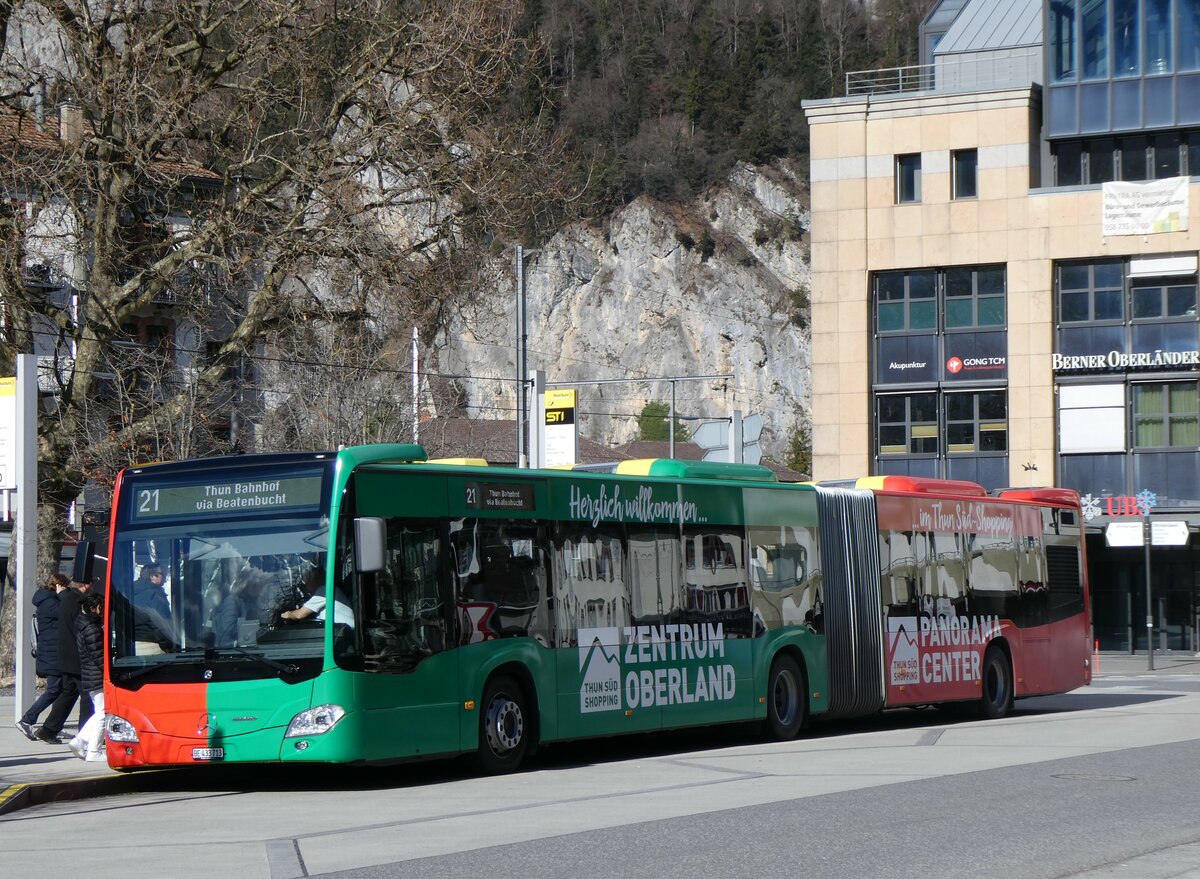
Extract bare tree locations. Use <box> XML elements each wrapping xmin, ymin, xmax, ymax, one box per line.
<box><xmin>815</xmin><ymin>0</ymin><xmax>868</xmax><ymax>94</ymax></box>
<box><xmin>0</xmin><ymin>0</ymin><xmax>566</xmax><ymax>649</ymax></box>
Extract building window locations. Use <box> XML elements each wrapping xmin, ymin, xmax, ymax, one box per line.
<box><xmin>945</xmin><ymin>266</ymin><xmax>1005</xmax><ymax>329</ymax></box>
<box><xmin>1152</xmin><ymin>133</ymin><xmax>1181</xmax><ymax>178</ymax></box>
<box><xmin>1087</xmin><ymin>139</ymin><xmax>1116</xmax><ymax>182</ymax></box>
<box><xmin>1121</xmin><ymin>136</ymin><xmax>1149</xmax><ymax>180</ymax></box>
<box><xmin>876</xmin><ymin>270</ymin><xmax>936</xmax><ymax>332</ymax></box>
<box><xmin>1051</xmin><ymin>0</ymin><xmax>1077</xmax><ymax>82</ymax></box>
<box><xmin>1082</xmin><ymin>0</ymin><xmax>1109</xmax><ymax>79</ymax></box>
<box><xmin>1131</xmin><ymin>280</ymin><xmax>1198</xmax><ymax>320</ymax></box>
<box><xmin>1133</xmin><ymin>383</ymin><xmax>1200</xmax><ymax>447</ymax></box>
<box><xmin>1051</xmin><ymin>130</ymin><xmax>1198</xmax><ymax>186</ymax></box>
<box><xmin>1055</xmin><ymin>141</ymin><xmax>1083</xmax><ymax>185</ymax></box>
<box><xmin>1144</xmin><ymin>0</ymin><xmax>1172</xmax><ymax>72</ymax></box>
<box><xmin>1181</xmin><ymin>0</ymin><xmax>1200</xmax><ymax>71</ymax></box>
<box><xmin>896</xmin><ymin>154</ymin><xmax>921</xmax><ymax>203</ymax></box>
<box><xmin>946</xmin><ymin>391</ymin><xmax>1008</xmax><ymax>453</ymax></box>
<box><xmin>878</xmin><ymin>394</ymin><xmax>938</xmax><ymax>455</ymax></box>
<box><xmin>1113</xmin><ymin>0</ymin><xmax>1140</xmax><ymax>76</ymax></box>
<box><xmin>1058</xmin><ymin>260</ymin><xmax>1125</xmax><ymax>323</ymax></box>
<box><xmin>952</xmin><ymin>149</ymin><xmax>977</xmax><ymax>199</ymax></box>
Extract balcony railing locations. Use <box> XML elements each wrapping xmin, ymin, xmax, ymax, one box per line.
<box><xmin>845</xmin><ymin>64</ymin><xmax>935</xmax><ymax>96</ymax></box>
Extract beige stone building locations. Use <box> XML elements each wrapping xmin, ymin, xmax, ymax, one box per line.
<box><xmin>803</xmin><ymin>0</ymin><xmax>1200</xmax><ymax>650</ymax></box>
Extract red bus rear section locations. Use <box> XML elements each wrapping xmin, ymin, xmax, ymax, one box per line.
<box><xmin>856</xmin><ymin>477</ymin><xmax>1092</xmax><ymax>712</ymax></box>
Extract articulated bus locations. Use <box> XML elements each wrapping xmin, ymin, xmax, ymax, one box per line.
<box><xmin>92</xmin><ymin>444</ymin><xmax>1091</xmax><ymax>773</ymax></box>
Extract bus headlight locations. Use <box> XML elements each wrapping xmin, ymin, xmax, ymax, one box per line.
<box><xmin>106</xmin><ymin>715</ymin><xmax>140</xmax><ymax>743</ymax></box>
<box><xmin>285</xmin><ymin>704</ymin><xmax>346</xmax><ymax>738</ymax></box>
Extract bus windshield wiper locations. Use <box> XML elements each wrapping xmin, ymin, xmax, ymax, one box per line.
<box><xmin>207</xmin><ymin>646</ymin><xmax>300</xmax><ymax>676</ymax></box>
<box><xmin>114</xmin><ymin>654</ymin><xmax>202</xmax><ymax>684</ymax></box>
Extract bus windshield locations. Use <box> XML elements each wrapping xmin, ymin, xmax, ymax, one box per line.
<box><xmin>109</xmin><ymin>516</ymin><xmax>335</xmax><ymax>680</ymax></box>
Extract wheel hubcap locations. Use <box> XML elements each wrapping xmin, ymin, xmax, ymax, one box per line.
<box><xmin>987</xmin><ymin>663</ymin><xmax>1006</xmax><ymax>706</ymax></box>
<box><xmin>485</xmin><ymin>695</ymin><xmax>524</xmax><ymax>754</ymax></box>
<box><xmin>773</xmin><ymin>670</ymin><xmax>798</xmax><ymax>725</ymax></box>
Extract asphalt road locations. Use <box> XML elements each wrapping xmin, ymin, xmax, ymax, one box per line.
<box><xmin>3</xmin><ymin>675</ymin><xmax>1199</xmax><ymax>879</ymax></box>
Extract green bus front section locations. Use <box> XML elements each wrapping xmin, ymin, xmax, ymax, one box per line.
<box><xmin>333</xmin><ymin>451</ymin><xmax>826</xmax><ymax>760</ymax></box>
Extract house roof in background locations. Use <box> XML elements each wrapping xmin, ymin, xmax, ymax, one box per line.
<box><xmin>0</xmin><ymin>106</ymin><xmax>222</xmax><ymax>181</ymax></box>
<box><xmin>0</xmin><ymin>109</ymin><xmax>65</xmax><ymax>154</ymax></box>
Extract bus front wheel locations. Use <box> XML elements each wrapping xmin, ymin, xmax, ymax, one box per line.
<box><xmin>979</xmin><ymin>646</ymin><xmax>1013</xmax><ymax>720</ymax></box>
<box><xmin>477</xmin><ymin>675</ymin><xmax>529</xmax><ymax>774</ymax></box>
<box><xmin>764</xmin><ymin>654</ymin><xmax>807</xmax><ymax>740</ymax></box>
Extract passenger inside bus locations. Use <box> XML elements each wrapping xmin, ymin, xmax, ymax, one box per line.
<box><xmin>131</xmin><ymin>564</ymin><xmax>174</xmax><ymax>655</ymax></box>
<box><xmin>212</xmin><ymin>563</ymin><xmax>296</xmax><ymax>646</ymax></box>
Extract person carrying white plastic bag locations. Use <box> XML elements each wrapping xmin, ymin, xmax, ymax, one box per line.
<box><xmin>68</xmin><ymin>591</ymin><xmax>107</xmax><ymax>762</ymax></box>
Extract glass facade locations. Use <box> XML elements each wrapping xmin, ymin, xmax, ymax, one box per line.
<box><xmin>873</xmin><ymin>266</ymin><xmax>1008</xmax><ymax>487</ymax></box>
<box><xmin>1046</xmin><ymin>0</ymin><xmax>1200</xmax><ymax>137</ymax></box>
<box><xmin>1055</xmin><ymin>258</ymin><xmax>1200</xmax><ymax>652</ymax></box>
<box><xmin>1051</xmin><ymin>0</ymin><xmax>1193</xmax><ymax>80</ymax></box>
<box><xmin>1054</xmin><ymin>257</ymin><xmax>1200</xmax><ymax>508</ymax></box>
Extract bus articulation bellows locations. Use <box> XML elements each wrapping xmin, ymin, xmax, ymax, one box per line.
<box><xmin>93</xmin><ymin>445</ymin><xmax>1091</xmax><ymax>772</ymax></box>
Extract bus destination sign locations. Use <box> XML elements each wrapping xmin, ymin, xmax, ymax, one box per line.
<box><xmin>131</xmin><ymin>474</ymin><xmax>324</xmax><ymax>521</ymax></box>
<box><xmin>465</xmin><ymin>481</ymin><xmax>535</xmax><ymax>512</ymax></box>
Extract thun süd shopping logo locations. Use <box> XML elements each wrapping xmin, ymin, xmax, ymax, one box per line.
<box><xmin>578</xmin><ymin>627</ymin><xmax>622</xmax><ymax>713</ymax></box>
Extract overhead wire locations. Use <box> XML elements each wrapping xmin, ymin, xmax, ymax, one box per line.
<box><xmin>19</xmin><ymin>242</ymin><xmax>808</xmax><ymax>419</ymax></box>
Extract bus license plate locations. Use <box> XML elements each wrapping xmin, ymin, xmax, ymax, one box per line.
<box><xmin>192</xmin><ymin>747</ymin><xmax>224</xmax><ymax>761</ymax></box>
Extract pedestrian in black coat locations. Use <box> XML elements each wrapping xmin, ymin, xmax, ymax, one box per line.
<box><xmin>67</xmin><ymin>592</ymin><xmax>107</xmax><ymax>762</ymax></box>
<box><xmin>76</xmin><ymin>594</ymin><xmax>105</xmax><ymax>696</ymax></box>
<box><xmin>15</xmin><ymin>574</ymin><xmax>68</xmax><ymax>740</ymax></box>
<box><xmin>36</xmin><ymin>579</ymin><xmax>94</xmax><ymax>743</ymax></box>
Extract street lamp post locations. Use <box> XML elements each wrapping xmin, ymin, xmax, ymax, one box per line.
<box><xmin>516</xmin><ymin>245</ymin><xmax>527</xmax><ymax>468</ymax></box>
<box><xmin>1144</xmin><ymin>508</ymin><xmax>1154</xmax><ymax>671</ymax></box>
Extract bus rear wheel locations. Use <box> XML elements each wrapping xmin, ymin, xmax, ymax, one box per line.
<box><xmin>477</xmin><ymin>675</ymin><xmax>529</xmax><ymax>774</ymax></box>
<box><xmin>765</xmin><ymin>654</ymin><xmax>807</xmax><ymax>740</ymax></box>
<box><xmin>979</xmin><ymin>646</ymin><xmax>1013</xmax><ymax>720</ymax></box>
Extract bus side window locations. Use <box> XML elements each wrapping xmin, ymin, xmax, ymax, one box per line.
<box><xmin>967</xmin><ymin>531</ymin><xmax>1019</xmax><ymax>622</ymax></box>
<box><xmin>628</xmin><ymin>527</ymin><xmax>683</xmax><ymax>627</ymax></box>
<box><xmin>453</xmin><ymin>519</ymin><xmax>551</xmax><ymax>646</ymax></box>
<box><xmin>553</xmin><ymin>524</ymin><xmax>626</xmax><ymax>646</ymax></box>
<box><xmin>683</xmin><ymin>526</ymin><xmax>750</xmax><ymax>637</ymax></box>
<box><xmin>748</xmin><ymin>525</ymin><xmax>817</xmax><ymax>634</ymax></box>
<box><xmin>359</xmin><ymin>518</ymin><xmax>445</xmax><ymax>673</ymax></box>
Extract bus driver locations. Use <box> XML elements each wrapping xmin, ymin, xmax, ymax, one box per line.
<box><xmin>281</xmin><ymin>568</ymin><xmax>354</xmax><ymax>627</ymax></box>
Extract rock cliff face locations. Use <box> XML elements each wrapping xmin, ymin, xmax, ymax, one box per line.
<box><xmin>438</xmin><ymin>162</ymin><xmax>812</xmax><ymax>461</ymax></box>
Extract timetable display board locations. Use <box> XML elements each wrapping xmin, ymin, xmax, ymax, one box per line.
<box><xmin>544</xmin><ymin>388</ymin><xmax>578</xmax><ymax>467</ymax></box>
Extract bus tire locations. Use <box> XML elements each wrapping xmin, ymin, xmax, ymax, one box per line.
<box><xmin>764</xmin><ymin>654</ymin><xmax>807</xmax><ymax>740</ymax></box>
<box><xmin>979</xmin><ymin>646</ymin><xmax>1013</xmax><ymax>720</ymax></box>
<box><xmin>477</xmin><ymin>675</ymin><xmax>529</xmax><ymax>774</ymax></box>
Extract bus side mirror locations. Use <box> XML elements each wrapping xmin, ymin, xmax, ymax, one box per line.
<box><xmin>73</xmin><ymin>541</ymin><xmax>95</xmax><ymax>584</ymax></box>
<box><xmin>354</xmin><ymin>518</ymin><xmax>386</xmax><ymax>573</ymax></box>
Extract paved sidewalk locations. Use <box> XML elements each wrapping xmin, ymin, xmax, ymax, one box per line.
<box><xmin>2</xmin><ymin>650</ymin><xmax>1198</xmax><ymax>816</ymax></box>
<box><xmin>0</xmin><ymin>692</ymin><xmax>123</xmax><ymax>815</ymax></box>
<box><xmin>1090</xmin><ymin>649</ymin><xmax>1200</xmax><ymax>676</ymax></box>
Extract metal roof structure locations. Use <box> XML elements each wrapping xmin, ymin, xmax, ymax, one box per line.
<box><xmin>922</xmin><ymin>0</ymin><xmax>971</xmax><ymax>33</ymax></box>
<box><xmin>935</xmin><ymin>0</ymin><xmax>1043</xmax><ymax>55</ymax></box>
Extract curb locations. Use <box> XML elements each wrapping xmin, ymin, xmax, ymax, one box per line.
<box><xmin>0</xmin><ymin>770</ymin><xmax>186</xmax><ymax>817</ymax></box>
